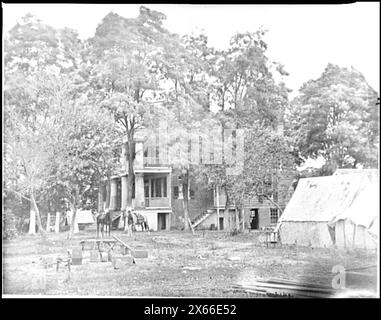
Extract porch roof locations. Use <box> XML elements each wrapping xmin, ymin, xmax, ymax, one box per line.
<box><xmin>134</xmin><ymin>167</ymin><xmax>171</xmax><ymax>174</ymax></box>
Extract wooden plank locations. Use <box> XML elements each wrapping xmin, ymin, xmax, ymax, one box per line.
<box><xmin>246</xmin><ymin>277</ymin><xmax>334</xmax><ymax>290</ymax></box>
<box><xmin>239</xmin><ymin>281</ymin><xmax>335</xmax><ymax>293</ymax></box>
<box><xmin>112</xmin><ymin>235</ymin><xmax>134</xmax><ymax>252</ymax></box>
<box><xmin>239</xmin><ymin>281</ymin><xmax>334</xmax><ymax>294</ymax></box>
<box><xmin>268</xmin><ymin>278</ymin><xmax>332</xmax><ymax>290</ymax></box>
<box><xmin>234</xmin><ymin>285</ymin><xmax>330</xmax><ymax>298</ymax></box>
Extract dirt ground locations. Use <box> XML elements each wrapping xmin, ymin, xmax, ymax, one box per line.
<box><xmin>2</xmin><ymin>229</ymin><xmax>378</xmax><ymax>297</ymax></box>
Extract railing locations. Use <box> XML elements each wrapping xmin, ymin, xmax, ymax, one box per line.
<box><xmin>144</xmin><ymin>197</ymin><xmax>170</xmax><ymax>208</ymax></box>
<box><xmin>143</xmin><ymin>157</ymin><xmax>169</xmax><ymax>167</ymax></box>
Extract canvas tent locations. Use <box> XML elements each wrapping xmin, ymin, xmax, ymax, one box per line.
<box><xmin>278</xmin><ymin>170</ymin><xmax>379</xmax><ymax>249</ymax></box>
<box><xmin>66</xmin><ymin>210</ymin><xmax>95</xmax><ymax>225</ymax></box>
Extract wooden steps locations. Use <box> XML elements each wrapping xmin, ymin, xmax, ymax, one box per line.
<box><xmin>191</xmin><ymin>210</ymin><xmax>214</xmax><ymax>229</ymax></box>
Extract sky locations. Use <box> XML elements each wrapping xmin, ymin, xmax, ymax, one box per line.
<box><xmin>3</xmin><ymin>3</ymin><xmax>380</xmax><ymax>97</ymax></box>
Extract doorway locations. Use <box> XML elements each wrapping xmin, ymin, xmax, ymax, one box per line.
<box><xmin>219</xmin><ymin>217</ymin><xmax>224</xmax><ymax>230</ymax></box>
<box><xmin>250</xmin><ymin>209</ymin><xmax>259</xmax><ymax>230</ymax></box>
<box><xmin>158</xmin><ymin>212</ymin><xmax>167</xmax><ymax>230</ymax></box>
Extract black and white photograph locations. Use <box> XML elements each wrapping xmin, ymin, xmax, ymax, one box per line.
<box><xmin>2</xmin><ymin>3</ymin><xmax>379</xmax><ymax>299</ymax></box>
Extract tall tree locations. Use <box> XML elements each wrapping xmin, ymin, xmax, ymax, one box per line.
<box><xmin>288</xmin><ymin>64</ymin><xmax>379</xmax><ymax>171</ymax></box>
<box><xmin>86</xmin><ymin>7</ymin><xmax>214</xmax><ymax>231</ymax></box>
<box><xmin>49</xmin><ymin>100</ymin><xmax>119</xmax><ymax>238</ymax></box>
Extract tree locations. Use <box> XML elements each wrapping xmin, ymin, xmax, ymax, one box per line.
<box><xmin>197</xmin><ymin>30</ymin><xmax>293</xmax><ymax>233</ymax></box>
<box><xmin>200</xmin><ymin>125</ymin><xmax>294</xmax><ymax>233</ymax></box>
<box><xmin>85</xmin><ymin>8</ymin><xmax>173</xmax><ymax>225</ymax></box>
<box><xmin>210</xmin><ymin>31</ymin><xmax>290</xmax><ymax>127</ymax></box>
<box><xmin>4</xmin><ymin>14</ymin><xmax>86</xmax><ymax>235</ymax></box>
<box><xmin>4</xmin><ymin>15</ymin><xmax>119</xmax><ymax>238</ymax></box>
<box><xmin>288</xmin><ymin>64</ymin><xmax>379</xmax><ymax>171</ymax></box>
<box><xmin>48</xmin><ymin>98</ymin><xmax>119</xmax><ymax>238</ymax></box>
<box><xmin>4</xmin><ymin>106</ymin><xmax>51</xmax><ymax>235</ymax></box>
<box><xmin>86</xmin><ymin>7</ymin><xmax>215</xmax><ymax>231</ymax></box>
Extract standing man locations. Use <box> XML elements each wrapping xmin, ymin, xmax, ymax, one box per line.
<box><xmin>126</xmin><ymin>210</ymin><xmax>134</xmax><ymax>237</ymax></box>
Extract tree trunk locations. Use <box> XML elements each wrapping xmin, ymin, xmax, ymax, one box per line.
<box><xmin>263</xmin><ymin>195</ymin><xmax>284</xmax><ymax>216</ymax></box>
<box><xmin>46</xmin><ymin>212</ymin><xmax>51</xmax><ymax>232</ymax></box>
<box><xmin>182</xmin><ymin>168</ymin><xmax>192</xmax><ymax>231</ymax></box>
<box><xmin>126</xmin><ymin>139</ymin><xmax>135</xmax><ymax>210</ymax></box>
<box><xmin>235</xmin><ymin>207</ymin><xmax>239</xmax><ymax>231</ymax></box>
<box><xmin>28</xmin><ymin>206</ymin><xmax>36</xmax><ymax>235</ymax></box>
<box><xmin>55</xmin><ymin>211</ymin><xmax>60</xmax><ymax>233</ymax></box>
<box><xmin>105</xmin><ymin>178</ymin><xmax>111</xmax><ymax>210</ymax></box>
<box><xmin>69</xmin><ymin>187</ymin><xmax>80</xmax><ymax>239</ymax></box>
<box><xmin>30</xmin><ymin>192</ymin><xmax>45</xmax><ymax>236</ymax></box>
<box><xmin>240</xmin><ymin>205</ymin><xmax>245</xmax><ymax>231</ymax></box>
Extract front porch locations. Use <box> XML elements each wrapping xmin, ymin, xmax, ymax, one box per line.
<box><xmin>98</xmin><ymin>167</ymin><xmax>172</xmax><ymax>212</ymax></box>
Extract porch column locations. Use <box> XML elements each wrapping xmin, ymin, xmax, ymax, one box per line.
<box><xmin>161</xmin><ymin>177</ymin><xmax>165</xmax><ymax>197</ymax></box>
<box><xmin>98</xmin><ymin>184</ymin><xmax>104</xmax><ymax>212</ymax></box>
<box><xmin>135</xmin><ymin>138</ymin><xmax>144</xmax><ymax>169</ymax></box>
<box><xmin>110</xmin><ymin>178</ymin><xmax>118</xmax><ymax>210</ymax></box>
<box><xmin>121</xmin><ymin>175</ymin><xmax>128</xmax><ymax>211</ymax></box>
<box><xmin>167</xmin><ymin>173</ymin><xmax>171</xmax><ymax>206</ymax></box>
<box><xmin>135</xmin><ymin>173</ymin><xmax>145</xmax><ymax>208</ymax></box>
<box><xmin>216</xmin><ymin>185</ymin><xmax>220</xmax><ymax>231</ymax></box>
<box><xmin>148</xmin><ymin>177</ymin><xmax>152</xmax><ymax>207</ymax></box>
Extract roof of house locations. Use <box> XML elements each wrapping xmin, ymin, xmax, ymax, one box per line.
<box><xmin>279</xmin><ymin>170</ymin><xmax>378</xmax><ymax>224</ymax></box>
<box><xmin>333</xmin><ymin>168</ymin><xmax>379</xmax><ymax>176</ymax></box>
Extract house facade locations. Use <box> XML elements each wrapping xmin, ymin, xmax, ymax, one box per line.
<box><xmin>98</xmin><ymin>130</ymin><xmax>294</xmax><ymax>231</ymax></box>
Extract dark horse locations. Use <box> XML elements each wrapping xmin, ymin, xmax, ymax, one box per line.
<box><xmin>97</xmin><ymin>210</ymin><xmax>112</xmax><ymax>238</ymax></box>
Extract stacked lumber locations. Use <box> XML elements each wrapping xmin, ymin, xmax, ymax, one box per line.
<box><xmin>233</xmin><ymin>278</ymin><xmax>336</xmax><ymax>298</ymax></box>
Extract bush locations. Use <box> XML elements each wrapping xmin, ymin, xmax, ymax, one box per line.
<box><xmin>3</xmin><ymin>209</ymin><xmax>18</xmax><ymax>239</ymax></box>
<box><xmin>230</xmin><ymin>228</ymin><xmax>240</xmax><ymax>236</ymax></box>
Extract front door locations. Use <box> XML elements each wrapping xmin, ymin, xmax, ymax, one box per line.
<box><xmin>250</xmin><ymin>209</ymin><xmax>259</xmax><ymax>230</ymax></box>
<box><xmin>158</xmin><ymin>213</ymin><xmax>167</xmax><ymax>230</ymax></box>
<box><xmin>219</xmin><ymin>217</ymin><xmax>224</xmax><ymax>230</ymax></box>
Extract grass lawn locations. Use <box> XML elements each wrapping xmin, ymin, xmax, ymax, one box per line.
<box><xmin>2</xmin><ymin>229</ymin><xmax>378</xmax><ymax>297</ymax></box>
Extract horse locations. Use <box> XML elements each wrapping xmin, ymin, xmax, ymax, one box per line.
<box><xmin>132</xmin><ymin>212</ymin><xmax>149</xmax><ymax>232</ymax></box>
<box><xmin>96</xmin><ymin>210</ymin><xmax>112</xmax><ymax>238</ymax></box>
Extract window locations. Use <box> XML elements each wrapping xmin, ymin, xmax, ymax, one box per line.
<box><xmin>174</xmin><ymin>186</ymin><xmax>179</xmax><ymax>199</ymax></box>
<box><xmin>270</xmin><ymin>208</ymin><xmax>278</xmax><ymax>224</ymax></box>
<box><xmin>144</xmin><ymin>180</ymin><xmax>149</xmax><ymax>198</ymax></box>
<box><xmin>155</xmin><ymin>179</ymin><xmax>162</xmax><ymax>197</ymax></box>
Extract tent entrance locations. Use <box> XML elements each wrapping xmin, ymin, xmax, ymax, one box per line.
<box><xmin>250</xmin><ymin>209</ymin><xmax>259</xmax><ymax>230</ymax></box>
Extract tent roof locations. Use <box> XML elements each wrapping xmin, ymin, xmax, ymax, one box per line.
<box><xmin>279</xmin><ymin>170</ymin><xmax>378</xmax><ymax>223</ymax></box>
<box><xmin>67</xmin><ymin>210</ymin><xmax>95</xmax><ymax>224</ymax></box>
<box><xmin>331</xmin><ymin>181</ymin><xmax>379</xmax><ymax>229</ymax></box>
<box><xmin>76</xmin><ymin>210</ymin><xmax>95</xmax><ymax>224</ymax></box>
